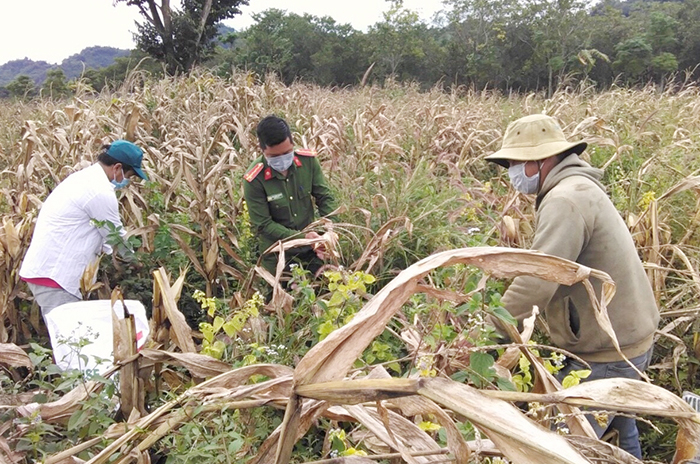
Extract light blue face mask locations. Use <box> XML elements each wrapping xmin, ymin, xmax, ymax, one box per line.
<box><xmin>111</xmin><ymin>167</ymin><xmax>131</xmax><ymax>190</ymax></box>
<box><xmin>265</xmin><ymin>151</ymin><xmax>295</xmax><ymax>172</ymax></box>
<box><xmin>508</xmin><ymin>162</ymin><xmax>540</xmax><ymax>194</ymax></box>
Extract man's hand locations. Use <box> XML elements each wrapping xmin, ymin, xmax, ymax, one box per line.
<box><xmin>305</xmin><ymin>231</ymin><xmax>327</xmax><ymax>260</ymax></box>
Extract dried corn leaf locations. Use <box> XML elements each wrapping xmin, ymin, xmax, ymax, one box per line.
<box><xmin>498</xmin><ymin>308</ymin><xmax>596</xmax><ymax>438</ymax></box>
<box><xmin>2</xmin><ymin>217</ymin><xmax>21</xmax><ymax>259</ymax></box>
<box><xmin>418</xmin><ymin>377</ymin><xmax>590</xmax><ymax>464</ymax></box>
<box><xmin>304</xmin><ymin>457</ymin><xmax>376</xmax><ymax>464</ymax></box>
<box><xmin>368</xmin><ymin>366</ymin><xmax>470</xmax><ymax>464</ymax></box>
<box><xmin>192</xmin><ymin>363</ymin><xmax>294</xmax><ymax>390</ymax></box>
<box><xmin>111</xmin><ymin>292</ymin><xmax>129</xmax><ymax>364</ymax></box>
<box><xmin>0</xmin><ymin>435</ymin><xmax>24</xmax><ymax>463</ymax></box>
<box><xmin>255</xmin><ymin>265</ymin><xmax>293</xmax><ymax>314</ymax></box>
<box><xmin>139</xmin><ymin>349</ymin><xmax>232</xmax><ymax>379</ymax></box>
<box><xmin>80</xmin><ymin>256</ymin><xmax>102</xmax><ymax>296</ymax></box>
<box><xmin>296</xmin><ymin>378</ymin><xmax>419</xmax><ymax>403</ymax></box>
<box><xmin>341</xmin><ymin>404</ymin><xmax>440</xmax><ymax>464</ymax></box>
<box><xmin>564</xmin><ymin>435</ymin><xmax>641</xmax><ymax>464</ymax></box>
<box><xmin>483</xmin><ymin>378</ymin><xmax>700</xmax><ymax>462</ymax></box>
<box><xmin>0</xmin><ymin>343</ymin><xmax>32</xmax><ymax>370</ymax></box>
<box><xmin>204</xmin><ymin>229</ymin><xmax>219</xmax><ymax>275</ymax></box>
<box><xmin>16</xmin><ymin>381</ymin><xmax>102</xmax><ymax>425</ymax></box>
<box><xmin>88</xmin><ymin>364</ymin><xmax>294</xmax><ymax>464</ymax></box>
<box><xmin>658</xmin><ymin>175</ymin><xmax>700</xmax><ymax>201</ymax></box>
<box><xmin>169</xmin><ymin>231</ymin><xmax>207</xmax><ymax>279</ymax></box>
<box><xmin>251</xmin><ymin>398</ymin><xmax>330</xmax><ymax>464</ymax></box>
<box><xmin>152</xmin><ymin>268</ymin><xmax>196</xmax><ymax>353</ymax></box>
<box><xmin>298</xmin><ymin>377</ymin><xmax>590</xmax><ymax>464</ymax></box>
<box><xmin>125</xmin><ymin>106</ymin><xmax>140</xmax><ymax>141</ymax></box>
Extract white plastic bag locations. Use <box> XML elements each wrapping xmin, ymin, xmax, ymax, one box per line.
<box><xmin>44</xmin><ymin>299</ymin><xmax>150</xmax><ymax>375</ymax></box>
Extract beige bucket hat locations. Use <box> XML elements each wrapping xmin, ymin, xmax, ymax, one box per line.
<box><xmin>485</xmin><ymin>114</ymin><xmax>587</xmax><ymax>168</ymax></box>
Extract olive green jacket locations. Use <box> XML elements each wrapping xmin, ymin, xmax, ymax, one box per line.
<box><xmin>501</xmin><ymin>154</ymin><xmax>659</xmax><ymax>362</ymax></box>
<box><xmin>243</xmin><ymin>150</ymin><xmax>336</xmax><ymax>266</ymax></box>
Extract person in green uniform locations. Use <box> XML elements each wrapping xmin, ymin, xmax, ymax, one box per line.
<box><xmin>243</xmin><ymin>115</ymin><xmax>337</xmax><ymax>277</ymax></box>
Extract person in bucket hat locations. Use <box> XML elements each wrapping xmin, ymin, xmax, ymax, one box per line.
<box><xmin>20</xmin><ymin>140</ymin><xmax>148</xmax><ymax>322</ymax></box>
<box><xmin>486</xmin><ymin>114</ymin><xmax>659</xmax><ymax>458</ymax></box>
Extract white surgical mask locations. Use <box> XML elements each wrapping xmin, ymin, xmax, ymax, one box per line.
<box><xmin>508</xmin><ymin>162</ymin><xmax>540</xmax><ymax>194</ymax></box>
<box><xmin>266</xmin><ymin>151</ymin><xmax>295</xmax><ymax>172</ymax></box>
<box><xmin>111</xmin><ymin>167</ymin><xmax>130</xmax><ymax>190</ymax></box>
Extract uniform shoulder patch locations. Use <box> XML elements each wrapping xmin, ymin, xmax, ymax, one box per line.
<box><xmin>295</xmin><ymin>148</ymin><xmax>317</xmax><ymax>157</ymax></box>
<box><xmin>244</xmin><ymin>162</ymin><xmax>264</xmax><ymax>182</ymax></box>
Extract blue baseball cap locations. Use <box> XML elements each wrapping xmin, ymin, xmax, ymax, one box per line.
<box><xmin>107</xmin><ymin>140</ymin><xmax>148</xmax><ymax>180</ymax></box>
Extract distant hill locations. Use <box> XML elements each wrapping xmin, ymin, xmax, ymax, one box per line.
<box><xmin>0</xmin><ymin>46</ymin><xmax>131</xmax><ymax>87</ymax></box>
<box><xmin>0</xmin><ymin>59</ymin><xmax>53</xmax><ymax>87</ymax></box>
<box><xmin>60</xmin><ymin>46</ymin><xmax>131</xmax><ymax>80</ymax></box>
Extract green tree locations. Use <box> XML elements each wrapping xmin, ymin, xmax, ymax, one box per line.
<box><xmin>41</xmin><ymin>68</ymin><xmax>71</xmax><ymax>98</ymax></box>
<box><xmin>367</xmin><ymin>3</ymin><xmax>427</xmax><ymax>78</ymax></box>
<box><xmin>233</xmin><ymin>9</ymin><xmax>295</xmax><ymax>80</ymax></box>
<box><xmin>650</xmin><ymin>52</ymin><xmax>678</xmax><ymax>81</ymax></box>
<box><xmin>308</xmin><ymin>19</ymin><xmax>371</xmax><ymax>86</ymax></box>
<box><xmin>575</xmin><ymin>49</ymin><xmax>610</xmax><ymax>82</ymax></box>
<box><xmin>6</xmin><ymin>75</ymin><xmax>36</xmax><ymax>99</ymax></box>
<box><xmin>646</xmin><ymin>10</ymin><xmax>678</xmax><ymax>84</ymax></box>
<box><xmin>442</xmin><ymin>0</ymin><xmax>517</xmax><ymax>88</ymax></box>
<box><xmin>613</xmin><ymin>36</ymin><xmax>653</xmax><ymax>83</ymax></box>
<box><xmin>115</xmin><ymin>0</ymin><xmax>248</xmax><ymax>74</ymax></box>
<box><xmin>232</xmin><ymin>9</ymin><xmax>369</xmax><ymax>86</ymax></box>
<box><xmin>514</xmin><ymin>0</ymin><xmax>590</xmax><ymax>95</ymax></box>
<box><xmin>647</xmin><ymin>11</ymin><xmax>677</xmax><ymax>54</ymax></box>
<box><xmin>675</xmin><ymin>0</ymin><xmax>700</xmax><ymax>79</ymax></box>
<box><xmin>583</xmin><ymin>4</ymin><xmax>635</xmax><ymax>86</ymax></box>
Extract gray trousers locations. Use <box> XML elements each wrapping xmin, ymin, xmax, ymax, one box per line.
<box><xmin>27</xmin><ymin>282</ymin><xmax>81</xmax><ymax>320</ymax></box>
<box><xmin>558</xmin><ymin>348</ymin><xmax>653</xmax><ymax>459</ymax></box>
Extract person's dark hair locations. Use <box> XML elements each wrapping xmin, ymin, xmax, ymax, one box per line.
<box><xmin>257</xmin><ymin>115</ymin><xmax>292</xmax><ymax>149</ymax></box>
<box><xmin>97</xmin><ymin>144</ymin><xmax>134</xmax><ymax>173</ymax></box>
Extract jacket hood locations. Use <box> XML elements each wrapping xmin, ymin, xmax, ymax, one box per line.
<box><xmin>536</xmin><ymin>154</ymin><xmax>605</xmax><ymax>208</ymax></box>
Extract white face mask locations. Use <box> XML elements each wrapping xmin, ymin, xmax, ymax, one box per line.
<box><xmin>508</xmin><ymin>162</ymin><xmax>540</xmax><ymax>194</ymax></box>
<box><xmin>265</xmin><ymin>151</ymin><xmax>295</xmax><ymax>172</ymax></box>
<box><xmin>111</xmin><ymin>166</ymin><xmax>130</xmax><ymax>190</ymax></box>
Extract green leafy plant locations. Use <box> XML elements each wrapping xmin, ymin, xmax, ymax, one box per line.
<box><xmin>90</xmin><ymin>219</ymin><xmax>139</xmax><ymax>262</ymax></box>
<box><xmin>327</xmin><ymin>428</ymin><xmax>368</xmax><ymax>458</ymax></box>
<box><xmin>562</xmin><ymin>368</ymin><xmax>592</xmax><ymax>389</ymax></box>
<box><xmin>196</xmin><ymin>290</ymin><xmax>263</xmax><ymax>360</ymax></box>
<box><xmin>6</xmin><ymin>343</ymin><xmax>117</xmax><ymax>462</ymax></box>
<box><xmin>316</xmin><ymin>269</ymin><xmax>375</xmax><ymax>340</ymax></box>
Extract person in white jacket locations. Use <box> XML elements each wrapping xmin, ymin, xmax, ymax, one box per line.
<box><xmin>20</xmin><ymin>140</ymin><xmax>148</xmax><ymax>321</ymax></box>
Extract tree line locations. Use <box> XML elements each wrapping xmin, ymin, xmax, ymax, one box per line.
<box><xmin>4</xmin><ymin>0</ymin><xmax>700</xmax><ymax>98</ymax></box>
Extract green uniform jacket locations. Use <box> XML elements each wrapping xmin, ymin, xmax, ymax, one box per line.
<box><xmin>243</xmin><ymin>150</ymin><xmax>336</xmax><ymax>268</ymax></box>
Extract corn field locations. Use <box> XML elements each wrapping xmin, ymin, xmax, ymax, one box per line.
<box><xmin>1</xmin><ymin>72</ymin><xmax>700</xmax><ymax>463</ymax></box>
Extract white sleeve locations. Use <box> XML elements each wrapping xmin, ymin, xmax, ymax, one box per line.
<box><xmin>83</xmin><ymin>190</ymin><xmax>124</xmax><ymax>243</ymax></box>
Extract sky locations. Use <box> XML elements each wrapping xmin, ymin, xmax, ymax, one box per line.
<box><xmin>0</xmin><ymin>0</ymin><xmax>446</xmax><ymax>66</ymax></box>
